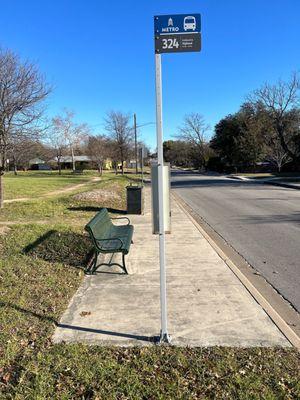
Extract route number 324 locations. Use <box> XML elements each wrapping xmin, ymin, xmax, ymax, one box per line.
<box><xmin>162</xmin><ymin>38</ymin><xmax>179</xmax><ymax>49</ymax></box>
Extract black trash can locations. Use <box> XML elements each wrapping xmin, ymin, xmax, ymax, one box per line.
<box><xmin>126</xmin><ymin>184</ymin><xmax>143</xmax><ymax>214</ymax></box>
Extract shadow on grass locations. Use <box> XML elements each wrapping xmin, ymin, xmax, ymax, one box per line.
<box><xmin>0</xmin><ymin>300</ymin><xmax>157</xmax><ymax>342</ymax></box>
<box><xmin>0</xmin><ymin>301</ymin><xmax>58</xmax><ymax>324</ymax></box>
<box><xmin>67</xmin><ymin>206</ymin><xmax>127</xmax><ymax>214</ymax></box>
<box><xmin>23</xmin><ymin>230</ymin><xmax>93</xmax><ymax>271</ymax></box>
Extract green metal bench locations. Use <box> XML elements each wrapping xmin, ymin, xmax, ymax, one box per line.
<box><xmin>85</xmin><ymin>208</ymin><xmax>134</xmax><ymax>274</ymax></box>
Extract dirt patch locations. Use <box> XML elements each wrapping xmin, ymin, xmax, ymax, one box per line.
<box><xmin>45</xmin><ymin>177</ymin><xmax>102</xmax><ymax>197</ymax></box>
<box><xmin>73</xmin><ymin>186</ymin><xmax>120</xmax><ymax>203</ymax></box>
<box><xmin>0</xmin><ymin>226</ymin><xmax>11</xmax><ymax>235</ymax></box>
<box><xmin>4</xmin><ymin>197</ymin><xmax>31</xmax><ymax>203</ymax></box>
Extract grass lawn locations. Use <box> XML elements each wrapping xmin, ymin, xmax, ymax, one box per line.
<box><xmin>0</xmin><ymin>172</ymin><xmax>299</xmax><ymax>399</ymax></box>
<box><xmin>3</xmin><ymin>170</ymin><xmax>102</xmax><ymax>200</ymax></box>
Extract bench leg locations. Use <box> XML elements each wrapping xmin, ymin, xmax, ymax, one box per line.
<box><xmin>89</xmin><ymin>252</ymin><xmax>128</xmax><ymax>275</ymax></box>
<box><xmin>87</xmin><ymin>251</ymin><xmax>98</xmax><ymax>274</ymax></box>
<box><xmin>93</xmin><ymin>252</ymin><xmax>99</xmax><ymax>273</ymax></box>
<box><xmin>122</xmin><ymin>253</ymin><xmax>128</xmax><ymax>275</ymax></box>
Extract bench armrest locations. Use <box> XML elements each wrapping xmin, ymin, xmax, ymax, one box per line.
<box><xmin>111</xmin><ymin>216</ymin><xmax>130</xmax><ymax>225</ymax></box>
<box><xmin>95</xmin><ymin>237</ymin><xmax>124</xmax><ymax>251</ymax></box>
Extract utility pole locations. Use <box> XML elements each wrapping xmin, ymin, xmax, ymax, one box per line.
<box><xmin>134</xmin><ymin>113</ymin><xmax>138</xmax><ymax>175</ymax></box>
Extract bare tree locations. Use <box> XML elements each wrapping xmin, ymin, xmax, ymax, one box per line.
<box><xmin>46</xmin><ymin>123</ymin><xmax>68</xmax><ymax>175</ymax></box>
<box><xmin>7</xmin><ymin>137</ymin><xmax>35</xmax><ymax>174</ymax></box>
<box><xmin>249</xmin><ymin>73</ymin><xmax>300</xmax><ymax>166</ymax></box>
<box><xmin>266</xmin><ymin>134</ymin><xmax>292</xmax><ymax>173</ymax></box>
<box><xmin>176</xmin><ymin>113</ymin><xmax>210</xmax><ymax>169</ymax></box>
<box><xmin>52</xmin><ymin>110</ymin><xmax>89</xmax><ymax>172</ymax></box>
<box><xmin>0</xmin><ymin>48</ymin><xmax>50</xmax><ymax>207</ymax></box>
<box><xmin>105</xmin><ymin>111</ymin><xmax>133</xmax><ymax>175</ymax></box>
<box><xmin>86</xmin><ymin>134</ymin><xmax>109</xmax><ymax>174</ymax></box>
<box><xmin>107</xmin><ymin>138</ymin><xmax>120</xmax><ymax>175</ymax></box>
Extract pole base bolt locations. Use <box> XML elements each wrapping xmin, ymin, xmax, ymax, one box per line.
<box><xmin>159</xmin><ymin>331</ymin><xmax>172</xmax><ymax>344</ymax></box>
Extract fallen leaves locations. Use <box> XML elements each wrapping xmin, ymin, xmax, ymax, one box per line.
<box><xmin>0</xmin><ymin>369</ymin><xmax>11</xmax><ymax>385</ymax></box>
<box><xmin>80</xmin><ymin>311</ymin><xmax>91</xmax><ymax>317</ymax></box>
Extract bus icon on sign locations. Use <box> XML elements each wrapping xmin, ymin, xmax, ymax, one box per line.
<box><xmin>184</xmin><ymin>16</ymin><xmax>196</xmax><ymax>31</ymax></box>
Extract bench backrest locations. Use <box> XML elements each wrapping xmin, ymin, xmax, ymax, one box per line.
<box><xmin>85</xmin><ymin>208</ymin><xmax>112</xmax><ymax>240</ymax></box>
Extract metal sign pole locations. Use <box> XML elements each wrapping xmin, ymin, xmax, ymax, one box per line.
<box><xmin>140</xmin><ymin>147</ymin><xmax>144</xmax><ymax>186</ymax></box>
<box><xmin>155</xmin><ymin>53</ymin><xmax>170</xmax><ymax>343</ymax></box>
<box><xmin>154</xmin><ymin>12</ymin><xmax>200</xmax><ymax>344</ymax></box>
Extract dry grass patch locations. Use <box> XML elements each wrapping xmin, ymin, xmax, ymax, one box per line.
<box><xmin>0</xmin><ymin>226</ymin><xmax>11</xmax><ymax>235</ymax></box>
<box><xmin>73</xmin><ymin>186</ymin><xmax>120</xmax><ymax>203</ymax></box>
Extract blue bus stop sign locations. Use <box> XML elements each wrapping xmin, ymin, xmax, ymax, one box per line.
<box><xmin>154</xmin><ymin>14</ymin><xmax>201</xmax><ymax>54</ymax></box>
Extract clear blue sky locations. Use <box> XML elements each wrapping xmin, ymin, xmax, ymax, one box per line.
<box><xmin>1</xmin><ymin>0</ymin><xmax>299</xmax><ymax>150</ymax></box>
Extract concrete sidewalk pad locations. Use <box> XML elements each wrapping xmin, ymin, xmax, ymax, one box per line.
<box><xmin>53</xmin><ymin>187</ymin><xmax>290</xmax><ymax>347</ymax></box>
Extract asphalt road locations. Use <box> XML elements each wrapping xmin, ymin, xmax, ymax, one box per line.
<box><xmin>171</xmin><ymin>170</ymin><xmax>300</xmax><ymax>312</ymax></box>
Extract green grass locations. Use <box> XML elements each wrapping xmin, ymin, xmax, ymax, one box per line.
<box><xmin>0</xmin><ymin>173</ymin><xmax>137</xmax><ymax>223</ymax></box>
<box><xmin>0</xmin><ymin>172</ymin><xmax>299</xmax><ymax>399</ymax></box>
<box><xmin>3</xmin><ymin>170</ymin><xmax>102</xmax><ymax>200</ymax></box>
<box><xmin>3</xmin><ymin>169</ymin><xmax>145</xmax><ymax>201</ymax></box>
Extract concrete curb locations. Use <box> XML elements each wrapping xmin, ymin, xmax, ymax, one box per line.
<box><xmin>227</xmin><ymin>175</ymin><xmax>251</xmax><ymax>181</ymax></box>
<box><xmin>172</xmin><ymin>191</ymin><xmax>300</xmax><ymax>350</ymax></box>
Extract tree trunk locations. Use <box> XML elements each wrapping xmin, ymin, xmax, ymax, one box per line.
<box><xmin>277</xmin><ymin>163</ymin><xmax>282</xmax><ymax>173</ymax></box>
<box><xmin>14</xmin><ymin>164</ymin><xmax>18</xmax><ymax>175</ymax></box>
<box><xmin>0</xmin><ymin>171</ymin><xmax>4</xmax><ymax>209</ymax></box>
<box><xmin>71</xmin><ymin>147</ymin><xmax>75</xmax><ymax>171</ymax></box>
<box><xmin>58</xmin><ymin>161</ymin><xmax>62</xmax><ymax>175</ymax></box>
<box><xmin>277</xmin><ymin>124</ymin><xmax>300</xmax><ymax>165</ymax></box>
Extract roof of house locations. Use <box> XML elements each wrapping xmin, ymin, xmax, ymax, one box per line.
<box><xmin>29</xmin><ymin>158</ymin><xmax>45</xmax><ymax>165</ymax></box>
<box><xmin>51</xmin><ymin>155</ymin><xmax>92</xmax><ymax>163</ymax></box>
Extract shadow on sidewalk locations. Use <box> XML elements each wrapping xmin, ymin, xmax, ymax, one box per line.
<box><xmin>57</xmin><ymin>323</ymin><xmax>158</xmax><ymax>343</ymax></box>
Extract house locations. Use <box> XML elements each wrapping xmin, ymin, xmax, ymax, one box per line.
<box><xmin>127</xmin><ymin>160</ymin><xmax>141</xmax><ymax>169</ymax></box>
<box><xmin>103</xmin><ymin>158</ymin><xmax>113</xmax><ymax>170</ymax></box>
<box><xmin>50</xmin><ymin>155</ymin><xmax>113</xmax><ymax>170</ymax></box>
<box><xmin>29</xmin><ymin>158</ymin><xmax>51</xmax><ymax>170</ymax></box>
<box><xmin>56</xmin><ymin>155</ymin><xmax>92</xmax><ymax>170</ymax></box>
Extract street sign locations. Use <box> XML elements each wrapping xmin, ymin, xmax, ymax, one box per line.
<box><xmin>154</xmin><ymin>14</ymin><xmax>201</xmax><ymax>53</ymax></box>
<box><xmin>154</xmin><ymin>13</ymin><xmax>201</xmax><ymax>344</ymax></box>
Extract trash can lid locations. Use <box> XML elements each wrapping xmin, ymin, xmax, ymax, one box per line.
<box><xmin>126</xmin><ymin>184</ymin><xmax>142</xmax><ymax>189</ymax></box>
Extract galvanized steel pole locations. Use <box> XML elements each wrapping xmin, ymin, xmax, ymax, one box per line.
<box><xmin>134</xmin><ymin>113</ymin><xmax>138</xmax><ymax>175</ymax></box>
<box><xmin>155</xmin><ymin>53</ymin><xmax>170</xmax><ymax>343</ymax></box>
